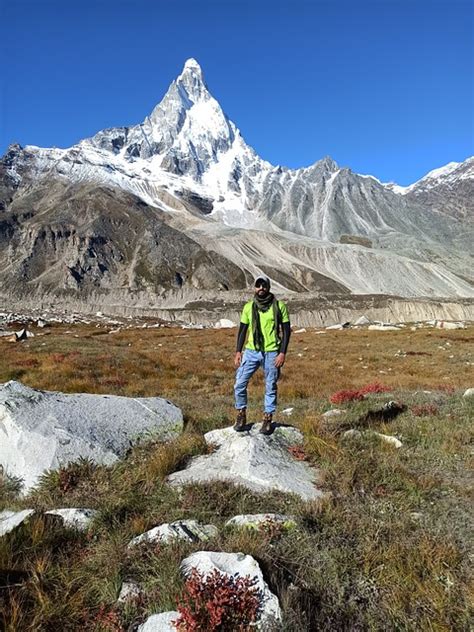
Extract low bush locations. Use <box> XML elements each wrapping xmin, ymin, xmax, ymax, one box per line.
<box><xmin>175</xmin><ymin>568</ymin><xmax>263</xmax><ymax>631</ymax></box>
<box><xmin>329</xmin><ymin>382</ymin><xmax>391</xmax><ymax>404</ymax></box>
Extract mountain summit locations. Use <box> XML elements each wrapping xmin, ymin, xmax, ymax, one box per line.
<box><xmin>0</xmin><ymin>59</ymin><xmax>473</xmax><ymax>309</ymax></box>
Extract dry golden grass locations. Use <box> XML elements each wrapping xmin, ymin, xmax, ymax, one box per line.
<box><xmin>0</xmin><ymin>322</ymin><xmax>473</xmax><ymax>630</ymax></box>
<box><xmin>1</xmin><ymin>323</ymin><xmax>473</xmax><ymax>426</ymax></box>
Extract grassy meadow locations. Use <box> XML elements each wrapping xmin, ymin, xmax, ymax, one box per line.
<box><xmin>0</xmin><ymin>321</ymin><xmax>473</xmax><ymax>630</ymax></box>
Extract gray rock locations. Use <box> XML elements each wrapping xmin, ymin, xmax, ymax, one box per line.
<box><xmin>117</xmin><ymin>580</ymin><xmax>143</xmax><ymax>604</ymax></box>
<box><xmin>373</xmin><ymin>432</ymin><xmax>403</xmax><ymax>448</ymax></box>
<box><xmin>435</xmin><ymin>320</ymin><xmax>466</xmax><ymax>330</ymax></box>
<box><xmin>45</xmin><ymin>508</ymin><xmax>98</xmax><ymax>530</ymax></box>
<box><xmin>342</xmin><ymin>429</ymin><xmax>363</xmax><ymax>440</ymax></box>
<box><xmin>343</xmin><ymin>429</ymin><xmax>402</xmax><ymax>448</ymax></box>
<box><xmin>225</xmin><ymin>513</ymin><xmax>296</xmax><ymax>530</ymax></box>
<box><xmin>0</xmin><ymin>380</ymin><xmax>183</xmax><ymax>492</ymax></box>
<box><xmin>0</xmin><ymin>509</ymin><xmax>34</xmax><ymax>536</ymax></box>
<box><xmin>354</xmin><ymin>315</ymin><xmax>372</xmax><ymax>326</ymax></box>
<box><xmin>128</xmin><ymin>520</ymin><xmax>218</xmax><ymax>547</ymax></box>
<box><xmin>322</xmin><ymin>408</ymin><xmax>346</xmax><ymax>418</ymax></box>
<box><xmin>167</xmin><ymin>424</ymin><xmax>323</xmax><ymax>501</ymax></box>
<box><xmin>136</xmin><ymin>612</ymin><xmax>179</xmax><ymax>631</ymax></box>
<box><xmin>181</xmin><ymin>551</ymin><xmax>281</xmax><ymax>627</ymax></box>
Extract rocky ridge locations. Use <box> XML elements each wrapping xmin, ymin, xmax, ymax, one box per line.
<box><xmin>1</xmin><ymin>59</ymin><xmax>473</xmax><ymax>318</ymax></box>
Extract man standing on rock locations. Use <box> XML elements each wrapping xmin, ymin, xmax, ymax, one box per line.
<box><xmin>234</xmin><ymin>275</ymin><xmax>291</xmax><ymax>434</ymax></box>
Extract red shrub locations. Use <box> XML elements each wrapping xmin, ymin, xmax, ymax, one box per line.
<box><xmin>288</xmin><ymin>445</ymin><xmax>308</xmax><ymax>461</ymax></box>
<box><xmin>175</xmin><ymin>568</ymin><xmax>263</xmax><ymax>631</ymax></box>
<box><xmin>358</xmin><ymin>382</ymin><xmax>391</xmax><ymax>395</ymax></box>
<box><xmin>435</xmin><ymin>384</ymin><xmax>455</xmax><ymax>394</ymax></box>
<box><xmin>16</xmin><ymin>358</ymin><xmax>40</xmax><ymax>368</ymax></box>
<box><xmin>329</xmin><ymin>390</ymin><xmax>365</xmax><ymax>405</ymax></box>
<box><xmin>329</xmin><ymin>382</ymin><xmax>391</xmax><ymax>404</ymax></box>
<box><xmin>411</xmin><ymin>404</ymin><xmax>439</xmax><ymax>417</ymax></box>
<box><xmin>90</xmin><ymin>604</ymin><xmax>123</xmax><ymax>631</ymax></box>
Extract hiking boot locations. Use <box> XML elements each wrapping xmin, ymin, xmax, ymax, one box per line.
<box><xmin>260</xmin><ymin>412</ymin><xmax>273</xmax><ymax>435</ymax></box>
<box><xmin>234</xmin><ymin>408</ymin><xmax>247</xmax><ymax>432</ymax></box>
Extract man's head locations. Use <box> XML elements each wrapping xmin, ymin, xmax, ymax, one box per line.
<box><xmin>254</xmin><ymin>275</ymin><xmax>271</xmax><ymax>298</ymax></box>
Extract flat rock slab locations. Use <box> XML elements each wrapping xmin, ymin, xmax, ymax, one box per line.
<box><xmin>45</xmin><ymin>508</ymin><xmax>98</xmax><ymax>530</ymax></box>
<box><xmin>137</xmin><ymin>612</ymin><xmax>180</xmax><ymax>632</ymax></box>
<box><xmin>0</xmin><ymin>380</ymin><xmax>183</xmax><ymax>492</ymax></box>
<box><xmin>167</xmin><ymin>424</ymin><xmax>323</xmax><ymax>501</ymax></box>
<box><xmin>0</xmin><ymin>509</ymin><xmax>34</xmax><ymax>536</ymax></box>
<box><xmin>225</xmin><ymin>513</ymin><xmax>296</xmax><ymax>529</ymax></box>
<box><xmin>181</xmin><ymin>551</ymin><xmax>281</xmax><ymax>627</ymax></box>
<box><xmin>128</xmin><ymin>520</ymin><xmax>218</xmax><ymax>547</ymax></box>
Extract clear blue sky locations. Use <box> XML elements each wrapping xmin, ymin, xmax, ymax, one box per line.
<box><xmin>1</xmin><ymin>0</ymin><xmax>472</xmax><ymax>184</ymax></box>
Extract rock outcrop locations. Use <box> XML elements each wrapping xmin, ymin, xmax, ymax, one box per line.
<box><xmin>167</xmin><ymin>424</ymin><xmax>323</xmax><ymax>501</ymax></box>
<box><xmin>0</xmin><ymin>381</ymin><xmax>183</xmax><ymax>492</ymax></box>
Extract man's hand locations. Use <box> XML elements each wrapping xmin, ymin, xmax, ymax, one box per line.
<box><xmin>274</xmin><ymin>352</ymin><xmax>286</xmax><ymax>368</ymax></box>
<box><xmin>234</xmin><ymin>351</ymin><xmax>242</xmax><ymax>368</ymax></box>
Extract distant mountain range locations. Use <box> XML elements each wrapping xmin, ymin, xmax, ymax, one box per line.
<box><xmin>1</xmin><ymin>58</ymin><xmax>473</xmax><ymax>317</ymax></box>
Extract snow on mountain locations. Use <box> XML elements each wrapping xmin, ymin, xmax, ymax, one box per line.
<box><xmin>1</xmin><ymin>58</ymin><xmax>473</xmax><ymax>303</ymax></box>
<box><xmin>384</xmin><ymin>158</ymin><xmax>474</xmax><ymax>195</ymax></box>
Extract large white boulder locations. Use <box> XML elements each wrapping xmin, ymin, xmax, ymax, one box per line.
<box><xmin>0</xmin><ymin>509</ymin><xmax>34</xmax><ymax>536</ymax></box>
<box><xmin>136</xmin><ymin>612</ymin><xmax>179</xmax><ymax>631</ymax></box>
<box><xmin>128</xmin><ymin>519</ymin><xmax>218</xmax><ymax>547</ymax></box>
<box><xmin>45</xmin><ymin>508</ymin><xmax>98</xmax><ymax>531</ymax></box>
<box><xmin>0</xmin><ymin>381</ymin><xmax>183</xmax><ymax>492</ymax></box>
<box><xmin>167</xmin><ymin>424</ymin><xmax>323</xmax><ymax>501</ymax></box>
<box><xmin>181</xmin><ymin>551</ymin><xmax>281</xmax><ymax>627</ymax></box>
<box><xmin>214</xmin><ymin>318</ymin><xmax>236</xmax><ymax>329</ymax></box>
<box><xmin>436</xmin><ymin>321</ymin><xmax>465</xmax><ymax>329</ymax></box>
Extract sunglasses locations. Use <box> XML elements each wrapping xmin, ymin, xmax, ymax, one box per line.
<box><xmin>255</xmin><ymin>282</ymin><xmax>269</xmax><ymax>289</ymax></box>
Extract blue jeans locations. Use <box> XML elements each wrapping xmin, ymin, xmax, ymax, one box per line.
<box><xmin>234</xmin><ymin>349</ymin><xmax>280</xmax><ymax>414</ymax></box>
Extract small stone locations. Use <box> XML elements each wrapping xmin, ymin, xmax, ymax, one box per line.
<box><xmin>322</xmin><ymin>409</ymin><xmax>346</xmax><ymax>418</ymax></box>
<box><xmin>342</xmin><ymin>429</ymin><xmax>362</xmax><ymax>440</ymax></box>
<box><xmin>373</xmin><ymin>432</ymin><xmax>403</xmax><ymax>448</ymax></box>
<box><xmin>225</xmin><ymin>513</ymin><xmax>296</xmax><ymax>530</ymax></box>
<box><xmin>214</xmin><ymin>318</ymin><xmax>236</xmax><ymax>329</ymax></box>
<box><xmin>128</xmin><ymin>520</ymin><xmax>218</xmax><ymax>547</ymax></box>
<box><xmin>117</xmin><ymin>580</ymin><xmax>143</xmax><ymax>603</ymax></box>
<box><xmin>463</xmin><ymin>388</ymin><xmax>474</xmax><ymax>399</ymax></box>
<box><xmin>281</xmin><ymin>407</ymin><xmax>294</xmax><ymax>416</ymax></box>
<box><xmin>136</xmin><ymin>612</ymin><xmax>179</xmax><ymax>631</ymax></box>
<box><xmin>293</xmin><ymin>328</ymin><xmax>306</xmax><ymax>334</ymax></box>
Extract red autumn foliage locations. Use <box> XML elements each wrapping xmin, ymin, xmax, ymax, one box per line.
<box><xmin>411</xmin><ymin>403</ymin><xmax>439</xmax><ymax>417</ymax></box>
<box><xmin>287</xmin><ymin>445</ymin><xmax>308</xmax><ymax>461</ymax></box>
<box><xmin>435</xmin><ymin>384</ymin><xmax>455</xmax><ymax>394</ymax></box>
<box><xmin>89</xmin><ymin>604</ymin><xmax>123</xmax><ymax>631</ymax></box>
<box><xmin>329</xmin><ymin>382</ymin><xmax>391</xmax><ymax>404</ymax></box>
<box><xmin>175</xmin><ymin>568</ymin><xmax>263</xmax><ymax>631</ymax></box>
<box><xmin>16</xmin><ymin>358</ymin><xmax>40</xmax><ymax>368</ymax></box>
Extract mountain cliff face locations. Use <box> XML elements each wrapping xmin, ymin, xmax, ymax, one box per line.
<box><xmin>1</xmin><ymin>58</ymin><xmax>473</xmax><ymax>311</ymax></box>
